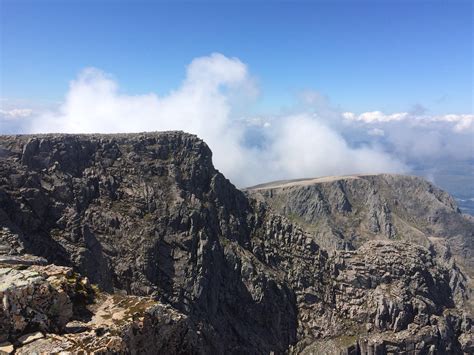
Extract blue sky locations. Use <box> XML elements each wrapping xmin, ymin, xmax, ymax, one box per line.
<box><xmin>1</xmin><ymin>0</ymin><xmax>472</xmax><ymax>114</ymax></box>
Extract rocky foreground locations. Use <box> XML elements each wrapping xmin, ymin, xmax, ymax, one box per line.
<box><xmin>0</xmin><ymin>132</ymin><xmax>472</xmax><ymax>354</ymax></box>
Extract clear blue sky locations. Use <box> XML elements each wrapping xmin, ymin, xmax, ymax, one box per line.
<box><xmin>1</xmin><ymin>0</ymin><xmax>472</xmax><ymax>114</ymax></box>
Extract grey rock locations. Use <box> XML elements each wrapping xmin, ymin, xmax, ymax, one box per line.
<box><xmin>246</xmin><ymin>175</ymin><xmax>473</xmax><ymax>261</ymax></box>
<box><xmin>0</xmin><ymin>132</ymin><xmax>472</xmax><ymax>354</ymax></box>
<box><xmin>0</xmin><ymin>262</ymin><xmax>93</xmax><ymax>343</ymax></box>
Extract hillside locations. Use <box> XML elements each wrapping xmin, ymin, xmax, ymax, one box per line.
<box><xmin>0</xmin><ymin>132</ymin><xmax>472</xmax><ymax>354</ymax></box>
<box><xmin>246</xmin><ymin>174</ymin><xmax>474</xmax><ymax>274</ymax></box>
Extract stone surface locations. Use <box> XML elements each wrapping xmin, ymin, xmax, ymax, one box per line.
<box><xmin>0</xmin><ymin>255</ymin><xmax>94</xmax><ymax>344</ymax></box>
<box><xmin>0</xmin><ymin>132</ymin><xmax>472</xmax><ymax>354</ymax></box>
<box><xmin>17</xmin><ymin>332</ymin><xmax>44</xmax><ymax>345</ymax></box>
<box><xmin>246</xmin><ymin>174</ymin><xmax>474</xmax><ymax>311</ymax></box>
<box><xmin>0</xmin><ymin>342</ymin><xmax>14</xmax><ymax>354</ymax></box>
<box><xmin>246</xmin><ymin>175</ymin><xmax>474</xmax><ymax>266</ymax></box>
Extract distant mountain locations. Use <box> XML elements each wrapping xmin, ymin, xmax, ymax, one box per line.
<box><xmin>0</xmin><ymin>132</ymin><xmax>472</xmax><ymax>354</ymax></box>
<box><xmin>245</xmin><ymin>174</ymin><xmax>474</xmax><ymax>275</ymax></box>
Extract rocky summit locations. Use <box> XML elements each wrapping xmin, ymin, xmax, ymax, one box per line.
<box><xmin>0</xmin><ymin>132</ymin><xmax>472</xmax><ymax>354</ymax></box>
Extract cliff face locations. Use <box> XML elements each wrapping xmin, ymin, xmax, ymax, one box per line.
<box><xmin>0</xmin><ymin>132</ymin><xmax>472</xmax><ymax>354</ymax></box>
<box><xmin>0</xmin><ymin>132</ymin><xmax>299</xmax><ymax>353</ymax></box>
<box><xmin>246</xmin><ymin>175</ymin><xmax>474</xmax><ymax>276</ymax></box>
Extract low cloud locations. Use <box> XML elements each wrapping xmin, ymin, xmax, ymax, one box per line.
<box><xmin>0</xmin><ymin>108</ymin><xmax>33</xmax><ymax>120</ymax></box>
<box><xmin>343</xmin><ymin>111</ymin><xmax>409</xmax><ymax>123</ymax></box>
<box><xmin>2</xmin><ymin>53</ymin><xmax>471</xmax><ymax>187</ymax></box>
<box><xmin>0</xmin><ymin>107</ymin><xmax>35</xmax><ymax>134</ymax></box>
<box><xmin>261</xmin><ymin>114</ymin><xmax>405</xmax><ymax>181</ymax></box>
<box><xmin>344</xmin><ymin>110</ymin><xmax>474</xmax><ymax>133</ymax></box>
<box><xmin>343</xmin><ymin>109</ymin><xmax>474</xmax><ymax>164</ymax></box>
<box><xmin>368</xmin><ymin>128</ymin><xmax>385</xmax><ymax>137</ymax></box>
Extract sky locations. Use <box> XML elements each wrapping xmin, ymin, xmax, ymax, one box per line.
<box><xmin>0</xmin><ymin>0</ymin><xmax>473</xmax><ymax>204</ymax></box>
<box><xmin>1</xmin><ymin>0</ymin><xmax>472</xmax><ymax>112</ymax></box>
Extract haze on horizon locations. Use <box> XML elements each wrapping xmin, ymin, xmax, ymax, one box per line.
<box><xmin>0</xmin><ymin>0</ymin><xmax>473</xmax><ymax>211</ymax></box>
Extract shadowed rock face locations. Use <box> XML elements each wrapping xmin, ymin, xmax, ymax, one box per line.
<box><xmin>0</xmin><ymin>132</ymin><xmax>297</xmax><ymax>353</ymax></box>
<box><xmin>0</xmin><ymin>132</ymin><xmax>472</xmax><ymax>354</ymax></box>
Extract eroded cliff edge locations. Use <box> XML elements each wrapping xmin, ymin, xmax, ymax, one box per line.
<box><xmin>0</xmin><ymin>132</ymin><xmax>472</xmax><ymax>354</ymax></box>
<box><xmin>245</xmin><ymin>174</ymin><xmax>474</xmax><ymax>269</ymax></box>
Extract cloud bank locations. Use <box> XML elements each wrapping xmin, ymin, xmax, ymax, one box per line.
<box><xmin>1</xmin><ymin>53</ymin><xmax>472</xmax><ymax>187</ymax></box>
<box><xmin>344</xmin><ymin>111</ymin><xmax>474</xmax><ymax>132</ymax></box>
<box><xmin>0</xmin><ymin>108</ymin><xmax>33</xmax><ymax>119</ymax></box>
<box><xmin>342</xmin><ymin>109</ymin><xmax>474</xmax><ymax>163</ymax></box>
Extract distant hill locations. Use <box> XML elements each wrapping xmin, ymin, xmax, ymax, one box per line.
<box><xmin>245</xmin><ymin>174</ymin><xmax>474</xmax><ymax>270</ymax></box>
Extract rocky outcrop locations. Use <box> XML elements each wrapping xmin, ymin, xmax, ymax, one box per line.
<box><xmin>290</xmin><ymin>240</ymin><xmax>472</xmax><ymax>354</ymax></box>
<box><xmin>0</xmin><ymin>132</ymin><xmax>298</xmax><ymax>353</ymax></box>
<box><xmin>0</xmin><ymin>257</ymin><xmax>93</xmax><ymax>343</ymax></box>
<box><xmin>0</xmin><ymin>254</ymin><xmax>207</xmax><ymax>354</ymax></box>
<box><xmin>0</xmin><ymin>132</ymin><xmax>472</xmax><ymax>354</ymax></box>
<box><xmin>12</xmin><ymin>295</ymin><xmax>206</xmax><ymax>355</ymax></box>
<box><xmin>246</xmin><ymin>175</ymin><xmax>474</xmax><ymax>278</ymax></box>
<box><xmin>247</xmin><ymin>175</ymin><xmax>474</xmax><ymax>353</ymax></box>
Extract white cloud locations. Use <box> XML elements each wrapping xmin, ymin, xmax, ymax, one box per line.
<box><xmin>33</xmin><ymin>53</ymin><xmax>256</xmax><ymax>183</ymax></box>
<box><xmin>344</xmin><ymin>110</ymin><xmax>474</xmax><ymax>132</ymax></box>
<box><xmin>432</xmin><ymin>114</ymin><xmax>474</xmax><ymax>132</ymax></box>
<box><xmin>343</xmin><ymin>110</ymin><xmax>474</xmax><ymax>163</ymax></box>
<box><xmin>24</xmin><ymin>53</ymin><xmax>408</xmax><ymax>187</ymax></box>
<box><xmin>368</xmin><ymin>128</ymin><xmax>385</xmax><ymax>136</ymax></box>
<box><xmin>343</xmin><ymin>111</ymin><xmax>409</xmax><ymax>123</ymax></box>
<box><xmin>264</xmin><ymin>114</ymin><xmax>405</xmax><ymax>180</ymax></box>
<box><xmin>242</xmin><ymin>116</ymin><xmax>272</xmax><ymax>128</ymax></box>
<box><xmin>0</xmin><ymin>108</ymin><xmax>33</xmax><ymax>120</ymax></box>
<box><xmin>342</xmin><ymin>112</ymin><xmax>355</xmax><ymax>120</ymax></box>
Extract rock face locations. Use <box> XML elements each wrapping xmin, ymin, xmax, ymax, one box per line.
<box><xmin>0</xmin><ymin>255</ymin><xmax>205</xmax><ymax>354</ymax></box>
<box><xmin>0</xmin><ymin>132</ymin><xmax>472</xmax><ymax>354</ymax></box>
<box><xmin>246</xmin><ymin>175</ymin><xmax>474</xmax><ymax>277</ymax></box>
<box><xmin>0</xmin><ymin>261</ymin><xmax>75</xmax><ymax>342</ymax></box>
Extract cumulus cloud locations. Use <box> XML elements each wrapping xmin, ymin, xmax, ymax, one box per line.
<box><xmin>432</xmin><ymin>114</ymin><xmax>474</xmax><ymax>132</ymax></box>
<box><xmin>263</xmin><ymin>114</ymin><xmax>405</xmax><ymax>180</ymax></box>
<box><xmin>344</xmin><ymin>110</ymin><xmax>474</xmax><ymax>132</ymax></box>
<box><xmin>18</xmin><ymin>53</ymin><xmax>409</xmax><ymax>187</ymax></box>
<box><xmin>8</xmin><ymin>53</ymin><xmax>472</xmax><ymax>187</ymax></box>
<box><xmin>33</xmin><ymin>53</ymin><xmax>257</xmax><ymax>183</ymax></box>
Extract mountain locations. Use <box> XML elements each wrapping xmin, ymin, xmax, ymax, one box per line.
<box><xmin>0</xmin><ymin>132</ymin><xmax>472</xmax><ymax>354</ymax></box>
<box><xmin>245</xmin><ymin>174</ymin><xmax>474</xmax><ymax>277</ymax></box>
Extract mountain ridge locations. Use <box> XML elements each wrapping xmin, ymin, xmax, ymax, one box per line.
<box><xmin>0</xmin><ymin>132</ymin><xmax>472</xmax><ymax>354</ymax></box>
